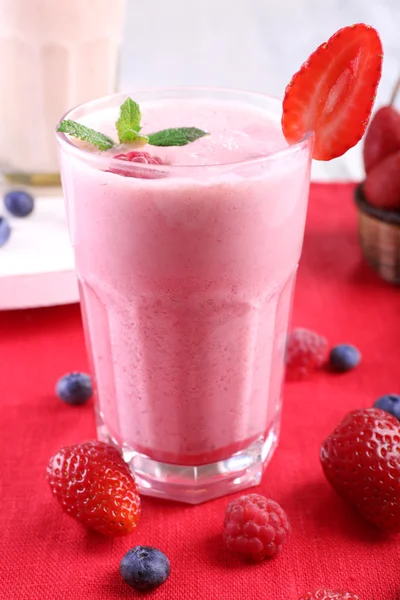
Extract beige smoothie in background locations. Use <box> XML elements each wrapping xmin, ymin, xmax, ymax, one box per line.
<box><xmin>0</xmin><ymin>0</ymin><xmax>126</xmax><ymax>184</ymax></box>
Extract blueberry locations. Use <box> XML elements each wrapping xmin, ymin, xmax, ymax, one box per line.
<box><xmin>329</xmin><ymin>344</ymin><xmax>361</xmax><ymax>372</ymax></box>
<box><xmin>0</xmin><ymin>216</ymin><xmax>11</xmax><ymax>247</ymax></box>
<box><xmin>120</xmin><ymin>546</ymin><xmax>170</xmax><ymax>591</ymax></box>
<box><xmin>56</xmin><ymin>372</ymin><xmax>92</xmax><ymax>406</ymax></box>
<box><xmin>374</xmin><ymin>394</ymin><xmax>400</xmax><ymax>420</ymax></box>
<box><xmin>4</xmin><ymin>190</ymin><xmax>34</xmax><ymax>217</ymax></box>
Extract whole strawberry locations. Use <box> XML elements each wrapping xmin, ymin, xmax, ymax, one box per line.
<box><xmin>47</xmin><ymin>441</ymin><xmax>141</xmax><ymax>536</ymax></box>
<box><xmin>298</xmin><ymin>591</ymin><xmax>359</xmax><ymax>600</ymax></box>
<box><xmin>363</xmin><ymin>151</ymin><xmax>400</xmax><ymax>210</ymax></box>
<box><xmin>363</xmin><ymin>105</ymin><xmax>400</xmax><ymax>173</ymax></box>
<box><xmin>320</xmin><ymin>408</ymin><xmax>400</xmax><ymax>532</ymax></box>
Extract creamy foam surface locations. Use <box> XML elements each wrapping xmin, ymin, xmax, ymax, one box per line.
<box><xmin>80</xmin><ymin>98</ymin><xmax>290</xmax><ymax>166</ymax></box>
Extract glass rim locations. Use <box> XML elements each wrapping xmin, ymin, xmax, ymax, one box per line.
<box><xmin>56</xmin><ymin>86</ymin><xmax>313</xmax><ymax>171</ymax></box>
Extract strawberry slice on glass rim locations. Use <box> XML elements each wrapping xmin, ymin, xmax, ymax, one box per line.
<box><xmin>282</xmin><ymin>23</ymin><xmax>383</xmax><ymax>161</ymax></box>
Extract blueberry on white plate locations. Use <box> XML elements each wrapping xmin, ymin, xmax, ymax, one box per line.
<box><xmin>0</xmin><ymin>216</ymin><xmax>11</xmax><ymax>247</ymax></box>
<box><xmin>4</xmin><ymin>190</ymin><xmax>35</xmax><ymax>217</ymax></box>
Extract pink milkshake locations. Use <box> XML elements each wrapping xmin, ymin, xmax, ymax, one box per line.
<box><xmin>57</xmin><ymin>89</ymin><xmax>312</xmax><ymax>503</ymax></box>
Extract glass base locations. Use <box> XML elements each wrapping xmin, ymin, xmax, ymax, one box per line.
<box><xmin>4</xmin><ymin>172</ymin><xmax>61</xmax><ymax>187</ymax></box>
<box><xmin>96</xmin><ymin>416</ymin><xmax>280</xmax><ymax>504</ymax></box>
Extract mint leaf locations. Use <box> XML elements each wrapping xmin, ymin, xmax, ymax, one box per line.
<box><xmin>116</xmin><ymin>97</ymin><xmax>148</xmax><ymax>143</ymax></box>
<box><xmin>58</xmin><ymin>120</ymin><xmax>115</xmax><ymax>151</ymax></box>
<box><xmin>148</xmin><ymin>127</ymin><xmax>208</xmax><ymax>147</ymax></box>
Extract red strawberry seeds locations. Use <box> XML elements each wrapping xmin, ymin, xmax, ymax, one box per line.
<box><xmin>298</xmin><ymin>591</ymin><xmax>359</xmax><ymax>600</ymax></box>
<box><xmin>47</xmin><ymin>441</ymin><xmax>141</xmax><ymax>536</ymax></box>
<box><xmin>223</xmin><ymin>494</ymin><xmax>290</xmax><ymax>561</ymax></box>
<box><xmin>286</xmin><ymin>328</ymin><xmax>328</xmax><ymax>380</ymax></box>
<box><xmin>282</xmin><ymin>24</ymin><xmax>383</xmax><ymax>160</ymax></box>
<box><xmin>321</xmin><ymin>408</ymin><xmax>400</xmax><ymax>532</ymax></box>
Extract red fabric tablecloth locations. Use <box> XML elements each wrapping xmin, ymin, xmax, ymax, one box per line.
<box><xmin>1</xmin><ymin>183</ymin><xmax>400</xmax><ymax>600</ymax></box>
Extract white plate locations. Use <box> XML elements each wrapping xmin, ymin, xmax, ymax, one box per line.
<box><xmin>0</xmin><ymin>188</ymin><xmax>78</xmax><ymax>310</ymax></box>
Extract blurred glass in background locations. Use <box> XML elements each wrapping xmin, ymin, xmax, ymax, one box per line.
<box><xmin>0</xmin><ymin>0</ymin><xmax>126</xmax><ymax>186</ymax></box>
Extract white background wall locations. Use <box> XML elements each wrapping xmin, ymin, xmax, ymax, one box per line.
<box><xmin>119</xmin><ymin>0</ymin><xmax>400</xmax><ymax>181</ymax></box>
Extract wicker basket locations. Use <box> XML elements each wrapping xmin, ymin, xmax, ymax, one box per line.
<box><xmin>354</xmin><ymin>184</ymin><xmax>400</xmax><ymax>284</ymax></box>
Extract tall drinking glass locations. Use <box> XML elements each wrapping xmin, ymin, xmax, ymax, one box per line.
<box><xmin>0</xmin><ymin>0</ymin><xmax>126</xmax><ymax>186</ymax></box>
<box><xmin>57</xmin><ymin>88</ymin><xmax>313</xmax><ymax>503</ymax></box>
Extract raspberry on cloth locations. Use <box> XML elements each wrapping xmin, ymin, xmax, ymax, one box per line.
<box><xmin>286</xmin><ymin>328</ymin><xmax>328</xmax><ymax>380</ymax></box>
<box><xmin>223</xmin><ymin>494</ymin><xmax>290</xmax><ymax>561</ymax></box>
